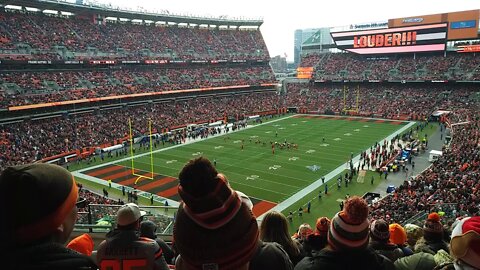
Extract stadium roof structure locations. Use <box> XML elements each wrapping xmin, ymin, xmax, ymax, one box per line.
<box><xmin>1</xmin><ymin>0</ymin><xmax>264</xmax><ymax>28</ymax></box>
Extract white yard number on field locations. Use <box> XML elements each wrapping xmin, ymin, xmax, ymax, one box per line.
<box><xmin>269</xmin><ymin>165</ymin><xmax>282</xmax><ymax>170</ymax></box>
<box><xmin>246</xmin><ymin>175</ymin><xmax>260</xmax><ymax>180</ymax></box>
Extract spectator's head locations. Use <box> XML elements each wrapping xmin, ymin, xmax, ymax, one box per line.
<box><xmin>0</xmin><ymin>163</ymin><xmax>80</xmax><ymax>247</ymax></box>
<box><xmin>305</xmin><ymin>217</ymin><xmax>330</xmax><ymax>251</ymax></box>
<box><xmin>296</xmin><ymin>223</ymin><xmax>314</xmax><ymax>241</ymax></box>
<box><xmin>405</xmin><ymin>223</ymin><xmax>423</xmax><ymax>247</ymax></box>
<box><xmin>328</xmin><ymin>196</ymin><xmax>370</xmax><ymax>251</ymax></box>
<box><xmin>260</xmin><ymin>211</ymin><xmax>289</xmax><ymax>241</ymax></box>
<box><xmin>116</xmin><ymin>203</ymin><xmax>146</xmax><ymax>230</ymax></box>
<box><xmin>174</xmin><ymin>157</ymin><xmax>258</xmax><ymax>270</ymax></box>
<box><xmin>449</xmin><ymin>216</ymin><xmax>480</xmax><ymax>269</ymax></box>
<box><xmin>315</xmin><ymin>217</ymin><xmax>330</xmax><ymax>237</ymax></box>
<box><xmin>140</xmin><ymin>220</ymin><xmax>157</xmax><ymax>239</ymax></box>
<box><xmin>260</xmin><ymin>211</ymin><xmax>300</xmax><ymax>259</ymax></box>
<box><xmin>66</xmin><ymin>233</ymin><xmax>94</xmax><ymax>256</ymax></box>
<box><xmin>424</xmin><ymin>212</ymin><xmax>444</xmax><ymax>241</ymax></box>
<box><xmin>370</xmin><ymin>219</ymin><xmax>390</xmax><ymax>243</ymax></box>
<box><xmin>389</xmin><ymin>223</ymin><xmax>407</xmax><ymax>246</ymax></box>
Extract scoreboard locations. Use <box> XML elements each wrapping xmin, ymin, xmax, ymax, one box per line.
<box><xmin>331</xmin><ymin>23</ymin><xmax>448</xmax><ymax>55</ymax></box>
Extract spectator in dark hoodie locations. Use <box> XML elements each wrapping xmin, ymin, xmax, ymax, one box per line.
<box><xmin>140</xmin><ymin>220</ymin><xmax>175</xmax><ymax>264</ymax></box>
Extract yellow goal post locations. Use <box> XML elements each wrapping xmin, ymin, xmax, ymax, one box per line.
<box><xmin>128</xmin><ymin>118</ymin><xmax>155</xmax><ymax>184</ymax></box>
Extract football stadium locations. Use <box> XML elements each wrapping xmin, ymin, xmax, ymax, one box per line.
<box><xmin>0</xmin><ymin>1</ymin><xmax>479</xmax><ymax>269</ymax></box>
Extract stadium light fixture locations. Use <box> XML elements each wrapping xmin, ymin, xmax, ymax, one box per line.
<box><xmin>4</xmin><ymin>5</ymin><xmax>22</xmax><ymax>10</ymax></box>
<box><xmin>43</xmin><ymin>9</ymin><xmax>59</xmax><ymax>14</ymax></box>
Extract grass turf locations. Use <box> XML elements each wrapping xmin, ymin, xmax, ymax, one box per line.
<box><xmin>73</xmin><ymin>114</ymin><xmax>417</xmax><ymax>233</ymax></box>
<box><xmin>115</xmin><ymin>115</ymin><xmax>404</xmax><ymax>202</ymax></box>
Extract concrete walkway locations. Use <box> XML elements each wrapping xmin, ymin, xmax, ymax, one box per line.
<box><xmin>372</xmin><ymin>122</ymin><xmax>443</xmax><ymax>197</ymax></box>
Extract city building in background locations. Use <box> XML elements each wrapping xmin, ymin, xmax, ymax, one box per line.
<box><xmin>270</xmin><ymin>55</ymin><xmax>288</xmax><ymax>73</ymax></box>
<box><xmin>294</xmin><ymin>28</ymin><xmax>319</xmax><ymax>66</ymax></box>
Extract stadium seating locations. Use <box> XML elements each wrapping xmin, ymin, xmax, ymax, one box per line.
<box><xmin>370</xmin><ymin>108</ymin><xmax>480</xmax><ymax>224</ymax></box>
<box><xmin>284</xmin><ymin>82</ymin><xmax>477</xmax><ymax>120</ymax></box>
<box><xmin>299</xmin><ymin>52</ymin><xmax>480</xmax><ymax>81</ymax></box>
<box><xmin>0</xmin><ymin>66</ymin><xmax>275</xmax><ymax>107</ymax></box>
<box><xmin>0</xmin><ymin>11</ymin><xmax>269</xmax><ymax>61</ymax></box>
<box><xmin>0</xmin><ymin>92</ymin><xmax>279</xmax><ymax>170</ymax></box>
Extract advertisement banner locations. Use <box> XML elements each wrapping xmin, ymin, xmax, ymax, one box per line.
<box><xmin>389</xmin><ymin>10</ymin><xmax>479</xmax><ymax>40</ymax></box>
<box><xmin>297</xmin><ymin>67</ymin><xmax>314</xmax><ymax>79</ymax></box>
<box><xmin>331</xmin><ymin>23</ymin><xmax>447</xmax><ymax>55</ymax></box>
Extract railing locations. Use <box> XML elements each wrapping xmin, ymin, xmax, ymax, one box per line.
<box><xmin>76</xmin><ymin>204</ymin><xmax>177</xmax><ymax>234</ymax></box>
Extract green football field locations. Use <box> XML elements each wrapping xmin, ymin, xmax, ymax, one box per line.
<box><xmin>78</xmin><ymin>114</ymin><xmax>410</xmax><ymax>221</ymax></box>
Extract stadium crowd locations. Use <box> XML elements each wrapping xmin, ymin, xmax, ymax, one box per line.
<box><xmin>1</xmin><ymin>83</ymin><xmax>478</xmax><ymax>171</ymax></box>
<box><xmin>2</xmin><ymin>157</ymin><xmax>480</xmax><ymax>269</ymax></box>
<box><xmin>370</xmin><ymin>108</ymin><xmax>480</xmax><ymax>224</ymax></box>
<box><xmin>0</xmin><ymin>91</ymin><xmax>279</xmax><ymax>170</ymax></box>
<box><xmin>0</xmin><ymin>10</ymin><xmax>269</xmax><ymax>61</ymax></box>
<box><xmin>1</xmin><ymin>4</ymin><xmax>480</xmax><ymax>270</ymax></box>
<box><xmin>300</xmin><ymin>52</ymin><xmax>480</xmax><ymax>81</ymax></box>
<box><xmin>284</xmin><ymin>83</ymin><xmax>477</xmax><ymax>120</ymax></box>
<box><xmin>1</xmin><ymin>65</ymin><xmax>275</xmax><ymax>107</ymax></box>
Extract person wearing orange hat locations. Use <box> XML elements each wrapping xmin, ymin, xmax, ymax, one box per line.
<box><xmin>368</xmin><ymin>219</ymin><xmax>405</xmax><ymax>262</ymax></box>
<box><xmin>389</xmin><ymin>223</ymin><xmax>413</xmax><ymax>256</ymax></box>
<box><xmin>67</xmin><ymin>233</ymin><xmax>95</xmax><ymax>256</ymax></box>
<box><xmin>414</xmin><ymin>213</ymin><xmax>450</xmax><ymax>254</ymax></box>
<box><xmin>303</xmin><ymin>217</ymin><xmax>331</xmax><ymax>255</ymax></box>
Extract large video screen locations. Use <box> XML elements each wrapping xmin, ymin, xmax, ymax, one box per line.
<box><xmin>331</xmin><ymin>23</ymin><xmax>447</xmax><ymax>54</ymax></box>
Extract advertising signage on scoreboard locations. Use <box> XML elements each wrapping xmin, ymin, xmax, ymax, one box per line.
<box><xmin>331</xmin><ymin>23</ymin><xmax>447</xmax><ymax>55</ymax></box>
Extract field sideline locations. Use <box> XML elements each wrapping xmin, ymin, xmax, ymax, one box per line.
<box><xmin>73</xmin><ymin>114</ymin><xmax>414</xmax><ymax>218</ymax></box>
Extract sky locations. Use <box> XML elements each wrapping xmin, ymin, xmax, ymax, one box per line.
<box><xmin>93</xmin><ymin>0</ymin><xmax>479</xmax><ymax>61</ymax></box>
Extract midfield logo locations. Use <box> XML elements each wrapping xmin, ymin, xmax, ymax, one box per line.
<box><xmin>306</xmin><ymin>165</ymin><xmax>321</xmax><ymax>172</ymax></box>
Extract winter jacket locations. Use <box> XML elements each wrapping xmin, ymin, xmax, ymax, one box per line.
<box><xmin>140</xmin><ymin>220</ymin><xmax>175</xmax><ymax>264</ymax></box>
<box><xmin>369</xmin><ymin>240</ymin><xmax>405</xmax><ymax>262</ymax></box>
<box><xmin>414</xmin><ymin>237</ymin><xmax>450</xmax><ymax>255</ymax></box>
<box><xmin>394</xmin><ymin>252</ymin><xmax>437</xmax><ymax>270</ymax></box>
<box><xmin>3</xmin><ymin>242</ymin><xmax>97</xmax><ymax>270</ymax></box>
<box><xmin>294</xmin><ymin>247</ymin><xmax>395</xmax><ymax>270</ymax></box>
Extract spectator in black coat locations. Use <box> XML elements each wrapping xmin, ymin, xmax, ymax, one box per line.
<box><xmin>0</xmin><ymin>163</ymin><xmax>97</xmax><ymax>270</ymax></box>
